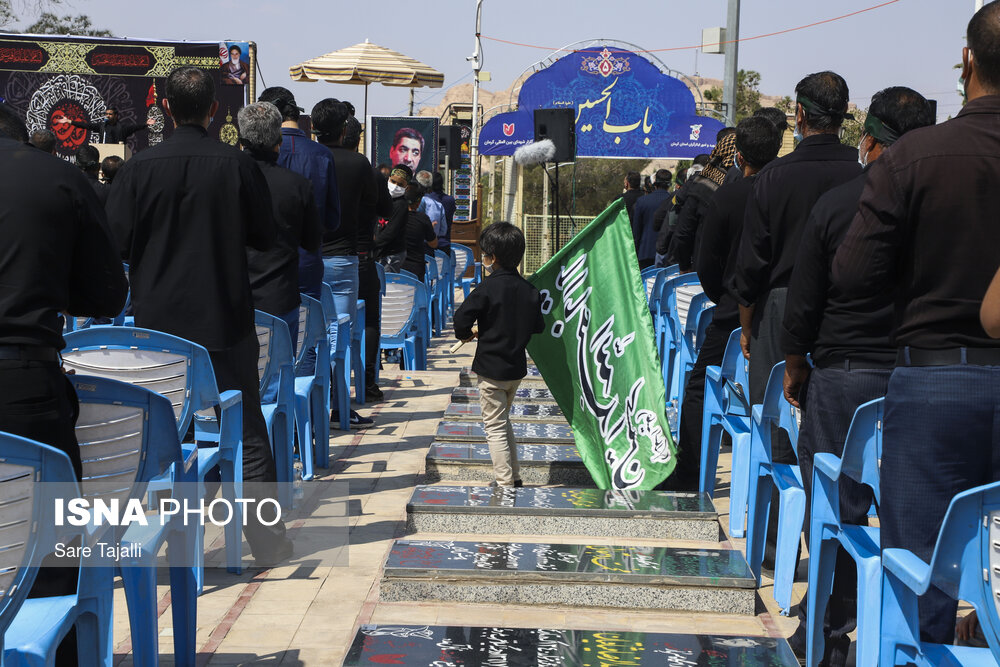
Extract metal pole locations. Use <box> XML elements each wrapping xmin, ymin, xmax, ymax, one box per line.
<box><xmin>722</xmin><ymin>0</ymin><xmax>741</xmax><ymax>125</ymax></box>
<box><xmin>409</xmin><ymin>89</ymin><xmax>415</xmax><ymax>116</ymax></box>
<box><xmin>554</xmin><ymin>161</ymin><xmax>560</xmax><ymax>253</ymax></box>
<box><xmin>468</xmin><ymin>0</ymin><xmax>484</xmax><ymax>222</ymax></box>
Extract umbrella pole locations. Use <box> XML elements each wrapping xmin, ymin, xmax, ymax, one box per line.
<box><xmin>364</xmin><ymin>84</ymin><xmax>369</xmax><ymax>122</ymax></box>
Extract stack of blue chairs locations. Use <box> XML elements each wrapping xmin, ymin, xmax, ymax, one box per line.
<box><xmin>255</xmin><ymin>310</ymin><xmax>296</xmax><ymax>509</ymax></box>
<box><xmin>294</xmin><ymin>294</ymin><xmax>331</xmax><ymax>477</ymax></box>
<box><xmin>379</xmin><ymin>272</ymin><xmax>430</xmax><ymax>372</ymax></box>
<box><xmin>434</xmin><ymin>249</ymin><xmax>453</xmax><ymax>331</ymax></box>
<box><xmin>320</xmin><ymin>283</ymin><xmax>353</xmax><ymax>432</ymax></box>
<box><xmin>451</xmin><ymin>243</ymin><xmax>480</xmax><ymax>299</ymax></box>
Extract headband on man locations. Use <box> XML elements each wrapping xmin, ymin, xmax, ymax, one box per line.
<box><xmin>797</xmin><ymin>95</ymin><xmax>854</xmax><ymax>121</ymax></box>
<box><xmin>863</xmin><ymin>114</ymin><xmax>902</xmax><ymax>147</ymax></box>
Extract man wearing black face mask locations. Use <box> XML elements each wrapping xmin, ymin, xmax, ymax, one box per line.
<box><xmin>782</xmin><ymin>87</ymin><xmax>934</xmax><ymax>667</ymax></box>
<box><xmin>729</xmin><ymin>70</ymin><xmax>861</xmax><ymax>572</ymax></box>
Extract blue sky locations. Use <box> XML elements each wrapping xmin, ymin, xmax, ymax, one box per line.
<box><xmin>13</xmin><ymin>0</ymin><xmax>974</xmax><ymax>121</ymax></box>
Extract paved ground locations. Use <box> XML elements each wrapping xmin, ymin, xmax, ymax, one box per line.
<box><xmin>110</xmin><ymin>330</ymin><xmax>806</xmax><ymax>666</ymax></box>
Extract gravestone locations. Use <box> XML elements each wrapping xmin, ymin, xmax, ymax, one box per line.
<box><xmin>460</xmin><ymin>369</ymin><xmax>547</xmax><ymax>387</ymax></box>
<box><xmin>451</xmin><ymin>385</ymin><xmax>558</xmax><ymax>403</ymax></box>
<box><xmin>443</xmin><ymin>401</ymin><xmax>567</xmax><ymax>423</ymax></box>
<box><xmin>436</xmin><ymin>421</ymin><xmax>574</xmax><ymax>444</ymax></box>
<box><xmin>406</xmin><ymin>485</ymin><xmax>720</xmax><ymax>541</ymax></box>
<box><xmin>424</xmin><ymin>443</ymin><xmax>592</xmax><ymax>486</ymax></box>
<box><xmin>344</xmin><ymin>624</ymin><xmax>799</xmax><ymax>666</ymax></box>
<box><xmin>380</xmin><ymin>539</ymin><xmax>757</xmax><ymax>614</ymax></box>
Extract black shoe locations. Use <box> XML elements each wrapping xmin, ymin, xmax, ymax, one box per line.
<box><xmin>331</xmin><ymin>410</ymin><xmax>374</xmax><ymax>428</ymax></box>
<box><xmin>365</xmin><ymin>385</ymin><xmax>384</xmax><ymax>402</ymax></box>
<box><xmin>253</xmin><ymin>537</ymin><xmax>294</xmax><ymax>568</ymax></box>
<box><xmin>513</xmin><ymin>480</ymin><xmax>523</xmax><ymax>487</ymax></box>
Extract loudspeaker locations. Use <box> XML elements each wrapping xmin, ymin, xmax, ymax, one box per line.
<box><xmin>439</xmin><ymin>125</ymin><xmax>462</xmax><ymax>166</ymax></box>
<box><xmin>533</xmin><ymin>108</ymin><xmax>575</xmax><ymax>162</ymax></box>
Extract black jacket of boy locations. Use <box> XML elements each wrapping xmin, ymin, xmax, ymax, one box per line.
<box><xmin>454</xmin><ymin>268</ymin><xmax>544</xmax><ymax>381</ymax></box>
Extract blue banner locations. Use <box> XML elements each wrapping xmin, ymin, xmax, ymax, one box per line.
<box><xmin>479</xmin><ymin>46</ymin><xmax>725</xmax><ymax>159</ymax></box>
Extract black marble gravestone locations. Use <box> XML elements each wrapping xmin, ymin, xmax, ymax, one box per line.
<box><xmin>424</xmin><ymin>443</ymin><xmax>592</xmax><ymax>486</ymax></box>
<box><xmin>344</xmin><ymin>624</ymin><xmax>799</xmax><ymax>666</ymax></box>
<box><xmin>444</xmin><ymin>401</ymin><xmax>567</xmax><ymax>423</ymax></box>
<box><xmin>436</xmin><ymin>421</ymin><xmax>574</xmax><ymax>444</ymax></box>
<box><xmin>451</xmin><ymin>385</ymin><xmax>558</xmax><ymax>403</ymax></box>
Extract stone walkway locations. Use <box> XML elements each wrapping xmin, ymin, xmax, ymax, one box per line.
<box><xmin>110</xmin><ymin>335</ymin><xmax>805</xmax><ymax>666</ymax></box>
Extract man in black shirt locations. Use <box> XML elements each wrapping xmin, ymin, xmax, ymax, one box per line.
<box><xmin>401</xmin><ymin>184</ymin><xmax>439</xmax><ymax>280</ymax></box>
<box><xmin>75</xmin><ymin>144</ymin><xmax>108</xmax><ymax>206</ymax></box>
<box><xmin>107</xmin><ymin>66</ymin><xmax>291</xmax><ymax>565</ymax></box>
<box><xmin>667</xmin><ymin>118</ymin><xmax>780</xmax><ymax>491</ymax></box>
<box><xmin>0</xmin><ymin>102</ymin><xmax>127</xmax><ymax>666</ymax></box>
<box><xmin>59</xmin><ymin>105</ymin><xmax>153</xmax><ymax>144</ymax></box>
<box><xmin>833</xmin><ymin>4</ymin><xmax>1000</xmax><ymax>644</ymax></box>
<box><xmin>620</xmin><ymin>170</ymin><xmax>643</xmax><ymax>227</ymax></box>
<box><xmin>312</xmin><ymin>99</ymin><xmax>379</xmax><ymax>426</ymax></box>
<box><xmin>630</xmin><ymin>169</ymin><xmax>673</xmax><ymax>269</ymax></box>
<box><xmin>238</xmin><ymin>101</ymin><xmax>322</xmax><ymax>348</ymax></box>
<box><xmin>781</xmin><ymin>88</ymin><xmax>934</xmax><ymax>666</ymax></box>
<box><xmin>729</xmin><ymin>70</ymin><xmax>861</xmax><ymax>569</ymax></box>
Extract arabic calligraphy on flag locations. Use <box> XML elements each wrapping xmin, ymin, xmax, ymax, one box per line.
<box><xmin>527</xmin><ymin>200</ymin><xmax>676</xmax><ymax>489</ymax></box>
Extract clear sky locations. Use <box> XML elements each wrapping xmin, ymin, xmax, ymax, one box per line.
<box><xmin>12</xmin><ymin>0</ymin><xmax>975</xmax><ymax>122</ymax></box>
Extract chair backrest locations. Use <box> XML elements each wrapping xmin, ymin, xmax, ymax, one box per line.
<box><xmin>839</xmin><ymin>397</ymin><xmax>884</xmax><ymax>503</ymax></box>
<box><xmin>254</xmin><ymin>310</ymin><xmax>294</xmax><ymax>391</ymax></box>
<box><xmin>63</xmin><ymin>327</ymin><xmax>221</xmax><ymax>440</ymax></box>
<box><xmin>908</xmin><ymin>480</ymin><xmax>1000</xmax><ymax>663</ymax></box>
<box><xmin>640</xmin><ymin>266</ymin><xmax>662</xmax><ymax>302</ymax></box>
<box><xmin>382</xmin><ymin>273</ymin><xmax>425</xmax><ymax>340</ymax></box>
<box><xmin>434</xmin><ymin>250</ymin><xmax>449</xmax><ymax>284</ymax></box>
<box><xmin>376</xmin><ymin>261</ymin><xmax>387</xmax><ymax>295</ymax></box>
<box><xmin>672</xmin><ymin>282</ymin><xmax>705</xmax><ymax>333</ymax></box>
<box><xmin>0</xmin><ymin>434</ymin><xmax>80</xmax><ymax>642</ymax></box>
<box><xmin>399</xmin><ymin>269</ymin><xmax>419</xmax><ymax>281</ymax></box>
<box><xmin>658</xmin><ymin>273</ymin><xmax>701</xmax><ymax>338</ymax></box>
<box><xmin>452</xmin><ymin>243</ymin><xmax>475</xmax><ymax>280</ymax></box>
<box><xmin>451</xmin><ymin>247</ymin><xmax>468</xmax><ymax>281</ymax></box>
<box><xmin>759</xmin><ymin>361</ymin><xmax>800</xmax><ymax>453</ymax></box>
<box><xmin>424</xmin><ymin>254</ymin><xmax>439</xmax><ymax>287</ymax></box>
<box><xmin>692</xmin><ymin>302</ymin><xmax>715</xmax><ymax>353</ymax></box>
<box><xmin>295</xmin><ymin>295</ymin><xmax>326</xmax><ymax>370</ymax></box>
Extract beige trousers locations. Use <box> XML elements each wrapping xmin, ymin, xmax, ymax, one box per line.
<box><xmin>478</xmin><ymin>375</ymin><xmax>522</xmax><ymax>486</ymax></box>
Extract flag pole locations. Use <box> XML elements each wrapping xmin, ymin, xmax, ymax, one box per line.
<box><xmin>468</xmin><ymin>0</ymin><xmax>484</xmax><ymax>223</ymax></box>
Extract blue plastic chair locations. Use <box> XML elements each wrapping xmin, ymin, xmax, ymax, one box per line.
<box><xmin>880</xmin><ymin>480</ymin><xmax>1000</xmax><ymax>666</ymax></box>
<box><xmin>745</xmin><ymin>360</ymin><xmax>804</xmax><ymax>615</ymax></box>
<box><xmin>62</xmin><ymin>327</ymin><xmax>244</xmax><ymax>591</ymax></box>
<box><xmin>294</xmin><ymin>295</ymin><xmax>331</xmax><ymax>479</ymax></box>
<box><xmin>0</xmin><ymin>433</ymin><xmax>114</xmax><ymax>667</ymax></box>
<box><xmin>451</xmin><ymin>243</ymin><xmax>480</xmax><ymax>298</ymax></box>
<box><xmin>674</xmin><ymin>293</ymin><xmax>714</xmax><ymax>417</ymax></box>
<box><xmin>352</xmin><ymin>299</ymin><xmax>366</xmax><ymax>405</ymax></box>
<box><xmin>73</xmin><ymin>376</ymin><xmax>198</xmax><ymax>667</ymax></box>
<box><xmin>656</xmin><ymin>274</ymin><xmax>702</xmax><ymax>410</ymax></box>
<box><xmin>435</xmin><ymin>249</ymin><xmax>453</xmax><ymax>329</ymax></box>
<box><xmin>700</xmin><ymin>327</ymin><xmax>753</xmax><ymax>538</ymax></box>
<box><xmin>424</xmin><ymin>254</ymin><xmax>442</xmax><ymax>337</ymax></box>
<box><xmin>380</xmin><ymin>273</ymin><xmax>426</xmax><ymax>372</ymax></box>
<box><xmin>320</xmin><ymin>283</ymin><xmax>353</xmax><ymax>432</ymax></box>
<box><xmin>647</xmin><ymin>264</ymin><xmax>680</xmax><ymax>332</ymax></box>
<box><xmin>808</xmin><ymin>398</ymin><xmax>884</xmax><ymax>667</ymax></box>
<box><xmin>255</xmin><ymin>311</ymin><xmax>296</xmax><ymax>509</ymax></box>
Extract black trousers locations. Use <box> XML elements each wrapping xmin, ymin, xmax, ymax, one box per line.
<box><xmin>797</xmin><ymin>365</ymin><xmax>890</xmax><ymax>664</ymax></box>
<box><xmin>0</xmin><ymin>359</ymin><xmax>80</xmax><ymax>665</ymax></box>
<box><xmin>208</xmin><ymin>330</ymin><xmax>287</xmax><ymax>559</ymax></box>
<box><xmin>674</xmin><ymin>317</ymin><xmax>737</xmax><ymax>487</ymax></box>
<box><xmin>881</xmin><ymin>364</ymin><xmax>1000</xmax><ymax>645</ymax></box>
<box><xmin>358</xmin><ymin>256</ymin><xmax>382</xmax><ymax>389</ymax></box>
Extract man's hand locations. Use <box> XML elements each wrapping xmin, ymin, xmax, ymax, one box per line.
<box><xmin>146</xmin><ymin>117</ymin><xmax>156</xmax><ymax>127</ymax></box>
<box><xmin>738</xmin><ymin>303</ymin><xmax>755</xmax><ymax>360</ymax></box>
<box><xmin>783</xmin><ymin>355</ymin><xmax>810</xmax><ymax>408</ymax></box>
<box><xmin>55</xmin><ymin>118</ymin><xmax>71</xmax><ymax>125</ymax></box>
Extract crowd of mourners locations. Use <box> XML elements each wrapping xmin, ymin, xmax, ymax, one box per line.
<box><xmin>618</xmin><ymin>4</ymin><xmax>1000</xmax><ymax>663</ymax></box>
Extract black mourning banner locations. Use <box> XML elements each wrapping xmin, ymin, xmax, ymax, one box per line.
<box><xmin>0</xmin><ymin>34</ymin><xmax>247</xmax><ymax>157</ymax></box>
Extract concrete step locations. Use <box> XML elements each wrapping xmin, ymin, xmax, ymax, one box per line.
<box><xmin>379</xmin><ymin>539</ymin><xmax>757</xmax><ymax>614</ymax></box>
<box><xmin>443</xmin><ymin>400</ymin><xmax>567</xmax><ymax>423</ymax></box>
<box><xmin>344</xmin><ymin>624</ymin><xmax>798</xmax><ymax>666</ymax></box>
<box><xmin>406</xmin><ymin>485</ymin><xmax>720</xmax><ymax>542</ymax></box>
<box><xmin>451</xmin><ymin>385</ymin><xmax>558</xmax><ymax>403</ymax></box>
<box><xmin>424</xmin><ymin>442</ymin><xmax>592</xmax><ymax>486</ymax></box>
<box><xmin>436</xmin><ymin>420</ymin><xmax>574</xmax><ymax>443</ymax></box>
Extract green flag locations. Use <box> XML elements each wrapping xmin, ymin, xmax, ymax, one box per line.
<box><xmin>527</xmin><ymin>199</ymin><xmax>676</xmax><ymax>490</ymax></box>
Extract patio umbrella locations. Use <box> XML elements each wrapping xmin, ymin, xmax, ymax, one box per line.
<box><xmin>288</xmin><ymin>39</ymin><xmax>444</xmax><ymax>119</ymax></box>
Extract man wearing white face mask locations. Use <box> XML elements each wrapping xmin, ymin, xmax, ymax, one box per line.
<box><xmin>780</xmin><ymin>87</ymin><xmax>934</xmax><ymax>666</ymax></box>
<box><xmin>375</xmin><ymin>164</ymin><xmax>413</xmax><ymax>272</ymax></box>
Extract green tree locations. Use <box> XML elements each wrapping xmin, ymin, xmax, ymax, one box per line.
<box><xmin>521</xmin><ymin>158</ymin><xmax>651</xmax><ymax>218</ymax></box>
<box><xmin>702</xmin><ymin>69</ymin><xmax>763</xmax><ymax>123</ymax></box>
<box><xmin>24</xmin><ymin>11</ymin><xmax>112</xmax><ymax>36</ymax></box>
<box><xmin>840</xmin><ymin>107</ymin><xmax>868</xmax><ymax>149</ymax></box>
<box><xmin>775</xmin><ymin>96</ymin><xmax>794</xmax><ymax>115</ymax></box>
